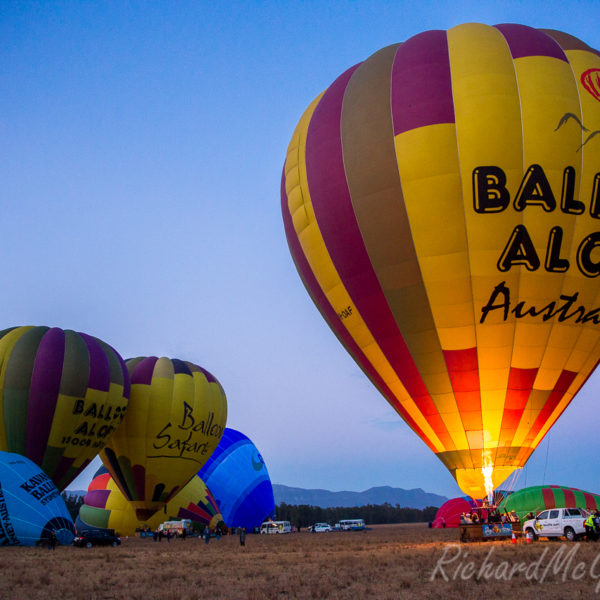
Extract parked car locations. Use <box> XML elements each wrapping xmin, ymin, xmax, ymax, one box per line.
<box><xmin>73</xmin><ymin>529</ymin><xmax>121</xmax><ymax>548</ymax></box>
<box><xmin>312</xmin><ymin>523</ymin><xmax>332</xmax><ymax>532</ymax></box>
<box><xmin>522</xmin><ymin>507</ymin><xmax>588</xmax><ymax>542</ymax></box>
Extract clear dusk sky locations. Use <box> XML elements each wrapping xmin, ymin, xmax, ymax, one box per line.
<box><xmin>2</xmin><ymin>1</ymin><xmax>600</xmax><ymax>499</ymax></box>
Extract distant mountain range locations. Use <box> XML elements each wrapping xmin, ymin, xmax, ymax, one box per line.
<box><xmin>272</xmin><ymin>484</ymin><xmax>447</xmax><ymax>509</ymax></box>
<box><xmin>65</xmin><ymin>484</ymin><xmax>448</xmax><ymax>510</ymax></box>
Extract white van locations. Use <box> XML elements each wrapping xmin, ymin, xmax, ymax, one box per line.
<box><xmin>260</xmin><ymin>520</ymin><xmax>291</xmax><ymax>534</ymax></box>
<box><xmin>337</xmin><ymin>519</ymin><xmax>366</xmax><ymax>531</ymax></box>
<box><xmin>157</xmin><ymin>519</ymin><xmax>191</xmax><ymax>535</ymax></box>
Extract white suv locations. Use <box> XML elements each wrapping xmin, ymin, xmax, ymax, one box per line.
<box><xmin>313</xmin><ymin>523</ymin><xmax>332</xmax><ymax>532</ymax></box>
<box><xmin>523</xmin><ymin>507</ymin><xmax>588</xmax><ymax>542</ymax></box>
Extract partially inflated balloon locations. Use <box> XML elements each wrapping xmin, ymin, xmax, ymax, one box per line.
<box><xmin>0</xmin><ymin>326</ymin><xmax>129</xmax><ymax>490</ymax></box>
<box><xmin>498</xmin><ymin>485</ymin><xmax>600</xmax><ymax>520</ymax></box>
<box><xmin>198</xmin><ymin>428</ymin><xmax>275</xmax><ymax>528</ymax></box>
<box><xmin>432</xmin><ymin>497</ymin><xmax>481</xmax><ymax>528</ymax></box>
<box><xmin>0</xmin><ymin>451</ymin><xmax>75</xmax><ymax>545</ymax></box>
<box><xmin>78</xmin><ymin>466</ymin><xmax>223</xmax><ymax>535</ymax></box>
<box><xmin>282</xmin><ymin>24</ymin><xmax>600</xmax><ymax>499</ymax></box>
<box><xmin>101</xmin><ymin>357</ymin><xmax>227</xmax><ymax>520</ymax></box>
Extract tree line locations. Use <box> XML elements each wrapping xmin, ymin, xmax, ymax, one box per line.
<box><xmin>61</xmin><ymin>492</ymin><xmax>84</xmax><ymax>520</ymax></box>
<box><xmin>59</xmin><ymin>493</ymin><xmax>440</xmax><ymax>528</ymax></box>
<box><xmin>275</xmin><ymin>502</ymin><xmax>439</xmax><ymax>527</ymax></box>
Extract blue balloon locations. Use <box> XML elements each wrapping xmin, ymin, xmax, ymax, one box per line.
<box><xmin>198</xmin><ymin>429</ymin><xmax>275</xmax><ymax>529</ymax></box>
<box><xmin>0</xmin><ymin>451</ymin><xmax>75</xmax><ymax>546</ymax></box>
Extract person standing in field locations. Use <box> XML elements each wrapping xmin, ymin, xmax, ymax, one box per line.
<box><xmin>239</xmin><ymin>527</ymin><xmax>246</xmax><ymax>547</ymax></box>
<box><xmin>49</xmin><ymin>529</ymin><xmax>57</xmax><ymax>550</ymax></box>
<box><xmin>204</xmin><ymin>527</ymin><xmax>210</xmax><ymax>544</ymax></box>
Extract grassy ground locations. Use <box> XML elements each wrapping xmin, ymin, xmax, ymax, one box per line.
<box><xmin>3</xmin><ymin>523</ymin><xmax>600</xmax><ymax>599</ymax></box>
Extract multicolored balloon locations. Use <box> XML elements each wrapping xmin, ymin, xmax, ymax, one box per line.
<box><xmin>100</xmin><ymin>357</ymin><xmax>227</xmax><ymax>520</ymax></box>
<box><xmin>498</xmin><ymin>485</ymin><xmax>600</xmax><ymax>520</ymax></box>
<box><xmin>198</xmin><ymin>428</ymin><xmax>275</xmax><ymax>528</ymax></box>
<box><xmin>78</xmin><ymin>466</ymin><xmax>223</xmax><ymax>535</ymax></box>
<box><xmin>281</xmin><ymin>24</ymin><xmax>600</xmax><ymax>499</ymax></box>
<box><xmin>0</xmin><ymin>326</ymin><xmax>129</xmax><ymax>490</ymax></box>
<box><xmin>0</xmin><ymin>450</ymin><xmax>75</xmax><ymax>545</ymax></box>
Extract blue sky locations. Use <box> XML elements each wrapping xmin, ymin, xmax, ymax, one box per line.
<box><xmin>2</xmin><ymin>1</ymin><xmax>600</xmax><ymax>500</ymax></box>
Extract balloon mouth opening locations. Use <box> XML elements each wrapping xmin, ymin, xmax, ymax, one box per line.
<box><xmin>454</xmin><ymin>459</ymin><xmax>520</xmax><ymax>501</ymax></box>
<box><xmin>135</xmin><ymin>508</ymin><xmax>158</xmax><ymax>521</ymax></box>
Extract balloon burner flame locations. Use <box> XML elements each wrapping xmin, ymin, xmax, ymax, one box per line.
<box><xmin>482</xmin><ymin>460</ymin><xmax>494</xmax><ymax>504</ymax></box>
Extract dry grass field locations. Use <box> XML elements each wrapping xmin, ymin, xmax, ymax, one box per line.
<box><xmin>3</xmin><ymin>523</ymin><xmax>600</xmax><ymax>599</ymax></box>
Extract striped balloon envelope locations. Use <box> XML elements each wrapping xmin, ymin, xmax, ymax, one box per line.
<box><xmin>0</xmin><ymin>326</ymin><xmax>129</xmax><ymax>490</ymax></box>
<box><xmin>281</xmin><ymin>23</ymin><xmax>600</xmax><ymax>499</ymax></box>
<box><xmin>78</xmin><ymin>466</ymin><xmax>224</xmax><ymax>536</ymax></box>
<box><xmin>498</xmin><ymin>485</ymin><xmax>600</xmax><ymax>520</ymax></box>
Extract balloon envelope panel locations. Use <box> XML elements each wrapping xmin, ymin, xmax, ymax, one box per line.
<box><xmin>0</xmin><ymin>326</ymin><xmax>130</xmax><ymax>490</ymax></box>
<box><xmin>498</xmin><ymin>485</ymin><xmax>600</xmax><ymax>520</ymax></box>
<box><xmin>100</xmin><ymin>357</ymin><xmax>227</xmax><ymax>520</ymax></box>
<box><xmin>0</xmin><ymin>451</ymin><xmax>74</xmax><ymax>545</ymax></box>
<box><xmin>198</xmin><ymin>428</ymin><xmax>275</xmax><ymax>528</ymax></box>
<box><xmin>78</xmin><ymin>466</ymin><xmax>223</xmax><ymax>535</ymax></box>
<box><xmin>281</xmin><ymin>24</ymin><xmax>600</xmax><ymax>499</ymax></box>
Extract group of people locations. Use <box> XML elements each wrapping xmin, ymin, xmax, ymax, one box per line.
<box><xmin>149</xmin><ymin>524</ymin><xmax>230</xmax><ymax>543</ymax></box>
<box><xmin>460</xmin><ymin>509</ymin><xmax>520</xmax><ymax>525</ymax></box>
<box><xmin>584</xmin><ymin>511</ymin><xmax>600</xmax><ymax>541</ymax></box>
<box><xmin>152</xmin><ymin>528</ymin><xmax>185</xmax><ymax>542</ymax></box>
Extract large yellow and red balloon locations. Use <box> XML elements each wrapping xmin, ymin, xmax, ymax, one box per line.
<box><xmin>100</xmin><ymin>356</ymin><xmax>227</xmax><ymax>520</ymax></box>
<box><xmin>281</xmin><ymin>24</ymin><xmax>600</xmax><ymax>499</ymax></box>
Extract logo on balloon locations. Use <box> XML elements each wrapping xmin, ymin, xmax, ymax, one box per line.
<box><xmin>555</xmin><ymin>112</ymin><xmax>600</xmax><ymax>152</ymax></box>
<box><xmin>0</xmin><ymin>484</ymin><xmax>19</xmax><ymax>546</ymax></box>
<box><xmin>582</xmin><ymin>69</ymin><xmax>600</xmax><ymax>102</ymax></box>
<box><xmin>150</xmin><ymin>402</ymin><xmax>224</xmax><ymax>463</ymax></box>
<box><xmin>252</xmin><ymin>452</ymin><xmax>264</xmax><ymax>472</ymax></box>
<box><xmin>19</xmin><ymin>472</ymin><xmax>59</xmax><ymax>506</ymax></box>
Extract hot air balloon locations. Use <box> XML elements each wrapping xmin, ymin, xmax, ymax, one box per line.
<box><xmin>198</xmin><ymin>428</ymin><xmax>275</xmax><ymax>529</ymax></box>
<box><xmin>498</xmin><ymin>484</ymin><xmax>600</xmax><ymax>520</ymax></box>
<box><xmin>100</xmin><ymin>357</ymin><xmax>227</xmax><ymax>520</ymax></box>
<box><xmin>281</xmin><ymin>24</ymin><xmax>600</xmax><ymax>499</ymax></box>
<box><xmin>432</xmin><ymin>497</ymin><xmax>481</xmax><ymax>528</ymax></box>
<box><xmin>0</xmin><ymin>326</ymin><xmax>129</xmax><ymax>490</ymax></box>
<box><xmin>0</xmin><ymin>450</ymin><xmax>75</xmax><ymax>546</ymax></box>
<box><xmin>78</xmin><ymin>466</ymin><xmax>223</xmax><ymax>535</ymax></box>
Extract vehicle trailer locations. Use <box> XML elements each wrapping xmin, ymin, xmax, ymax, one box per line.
<box><xmin>459</xmin><ymin>522</ymin><xmax>521</xmax><ymax>542</ymax></box>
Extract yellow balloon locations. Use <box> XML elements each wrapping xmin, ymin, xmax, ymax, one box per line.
<box><xmin>281</xmin><ymin>24</ymin><xmax>600</xmax><ymax>499</ymax></box>
<box><xmin>79</xmin><ymin>468</ymin><xmax>224</xmax><ymax>536</ymax></box>
<box><xmin>0</xmin><ymin>326</ymin><xmax>129</xmax><ymax>490</ymax></box>
<box><xmin>100</xmin><ymin>357</ymin><xmax>227</xmax><ymax>519</ymax></box>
